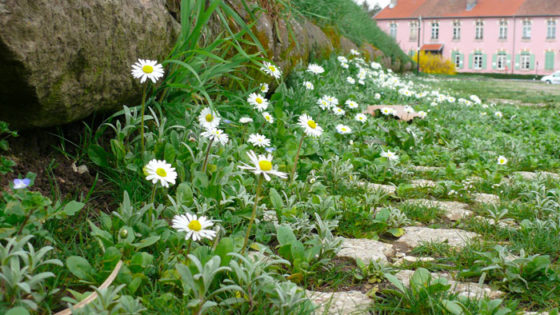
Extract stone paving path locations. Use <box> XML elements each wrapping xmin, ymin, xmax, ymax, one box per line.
<box><xmin>308</xmin><ymin>171</ymin><xmax>559</xmax><ymax>314</ymax></box>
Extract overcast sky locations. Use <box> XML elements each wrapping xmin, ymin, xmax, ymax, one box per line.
<box><xmin>353</xmin><ymin>0</ymin><xmax>391</xmax><ymax>10</ymax></box>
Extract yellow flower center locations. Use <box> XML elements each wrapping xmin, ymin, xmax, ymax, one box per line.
<box><xmin>307</xmin><ymin>120</ymin><xmax>317</xmax><ymax>129</ymax></box>
<box><xmin>156</xmin><ymin>167</ymin><xmax>167</xmax><ymax>177</ymax></box>
<box><xmin>256</xmin><ymin>98</ymin><xmax>263</xmax><ymax>104</ymax></box>
<box><xmin>142</xmin><ymin>65</ymin><xmax>154</xmax><ymax>74</ymax></box>
<box><xmin>205</xmin><ymin>113</ymin><xmax>213</xmax><ymax>122</ymax></box>
<box><xmin>265</xmin><ymin>115</ymin><xmax>271</xmax><ymax>121</ymax></box>
<box><xmin>268</xmin><ymin>66</ymin><xmax>276</xmax><ymax>72</ymax></box>
<box><xmin>188</xmin><ymin>220</ymin><xmax>202</xmax><ymax>231</ymax></box>
<box><xmin>261</xmin><ymin>86</ymin><xmax>266</xmax><ymax>92</ymax></box>
<box><xmin>259</xmin><ymin>160</ymin><xmax>273</xmax><ymax>171</ymax></box>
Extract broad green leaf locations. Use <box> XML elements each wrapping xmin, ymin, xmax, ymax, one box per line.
<box><xmin>63</xmin><ymin>201</ymin><xmax>85</xmax><ymax>216</ymax></box>
<box><xmin>66</xmin><ymin>256</ymin><xmax>96</xmax><ymax>281</ymax></box>
<box><xmin>269</xmin><ymin>188</ymin><xmax>283</xmax><ymax>210</ymax></box>
<box><xmin>6</xmin><ymin>307</ymin><xmax>30</xmax><ymax>315</ymax></box>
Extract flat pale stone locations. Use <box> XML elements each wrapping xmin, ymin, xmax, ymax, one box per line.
<box><xmin>337</xmin><ymin>238</ymin><xmax>395</xmax><ymax>264</ymax></box>
<box><xmin>363</xmin><ymin>182</ymin><xmax>396</xmax><ymax>194</ymax></box>
<box><xmin>306</xmin><ymin>290</ymin><xmax>371</xmax><ymax>315</ymax></box>
<box><xmin>397</xmin><ymin>227</ymin><xmax>478</xmax><ymax>248</ymax></box>
<box><xmin>394</xmin><ymin>255</ymin><xmax>435</xmax><ymax>266</ymax></box>
<box><xmin>473</xmin><ymin>216</ymin><xmax>516</xmax><ymax>229</ymax></box>
<box><xmin>514</xmin><ymin>171</ymin><xmax>560</xmax><ymax>181</ymax></box>
<box><xmin>395</xmin><ymin>270</ymin><xmax>504</xmax><ymax>299</ymax></box>
<box><xmin>411</xmin><ymin>165</ymin><xmax>442</xmax><ymax>172</ymax></box>
<box><xmin>473</xmin><ymin>193</ymin><xmax>500</xmax><ymax>205</ymax></box>
<box><xmin>405</xmin><ymin>199</ymin><xmax>472</xmax><ymax>221</ymax></box>
<box><xmin>410</xmin><ymin>179</ymin><xmax>437</xmax><ymax>188</ymax></box>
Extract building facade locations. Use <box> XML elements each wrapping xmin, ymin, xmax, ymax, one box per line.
<box><xmin>375</xmin><ymin>0</ymin><xmax>560</xmax><ymax>75</ymax></box>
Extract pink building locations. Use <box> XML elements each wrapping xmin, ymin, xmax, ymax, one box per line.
<box><xmin>375</xmin><ymin>0</ymin><xmax>560</xmax><ymax>75</ymax></box>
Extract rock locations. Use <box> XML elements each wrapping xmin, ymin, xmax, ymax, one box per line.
<box><xmin>338</xmin><ymin>36</ymin><xmax>358</xmax><ymax>53</ymax></box>
<box><xmin>360</xmin><ymin>181</ymin><xmax>396</xmax><ymax>194</ymax></box>
<box><xmin>395</xmin><ymin>270</ymin><xmax>504</xmax><ymax>299</ymax></box>
<box><xmin>71</xmin><ymin>162</ymin><xmax>89</xmax><ymax>175</ymax></box>
<box><xmin>410</xmin><ymin>179</ymin><xmax>437</xmax><ymax>188</ymax></box>
<box><xmin>397</xmin><ymin>227</ymin><xmax>478</xmax><ymax>248</ymax></box>
<box><xmin>337</xmin><ymin>238</ymin><xmax>394</xmax><ymax>264</ymax></box>
<box><xmin>405</xmin><ymin>199</ymin><xmax>472</xmax><ymax>221</ymax></box>
<box><xmin>473</xmin><ymin>193</ymin><xmax>500</xmax><ymax>205</ymax></box>
<box><xmin>306</xmin><ymin>290</ymin><xmax>371</xmax><ymax>315</ymax></box>
<box><xmin>410</xmin><ymin>165</ymin><xmax>442</xmax><ymax>172</ymax></box>
<box><xmin>513</xmin><ymin>171</ymin><xmax>560</xmax><ymax>181</ymax></box>
<box><xmin>394</xmin><ymin>255</ymin><xmax>435</xmax><ymax>266</ymax></box>
<box><xmin>0</xmin><ymin>0</ymin><xmax>180</xmax><ymax>128</ymax></box>
<box><xmin>473</xmin><ymin>216</ymin><xmax>517</xmax><ymax>229</ymax></box>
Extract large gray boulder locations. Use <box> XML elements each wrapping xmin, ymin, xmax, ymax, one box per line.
<box><xmin>0</xmin><ymin>0</ymin><xmax>179</xmax><ymax>128</ymax></box>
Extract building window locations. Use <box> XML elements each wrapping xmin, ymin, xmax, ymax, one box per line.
<box><xmin>453</xmin><ymin>21</ymin><xmax>461</xmax><ymax>40</ymax></box>
<box><xmin>522</xmin><ymin>20</ymin><xmax>531</xmax><ymax>39</ymax></box>
<box><xmin>499</xmin><ymin>20</ymin><xmax>507</xmax><ymax>39</ymax></box>
<box><xmin>474</xmin><ymin>53</ymin><xmax>483</xmax><ymax>69</ymax></box>
<box><xmin>497</xmin><ymin>53</ymin><xmax>506</xmax><ymax>70</ymax></box>
<box><xmin>454</xmin><ymin>54</ymin><xmax>461</xmax><ymax>68</ymax></box>
<box><xmin>390</xmin><ymin>22</ymin><xmax>397</xmax><ymax>39</ymax></box>
<box><xmin>431</xmin><ymin>21</ymin><xmax>439</xmax><ymax>40</ymax></box>
<box><xmin>475</xmin><ymin>20</ymin><xmax>484</xmax><ymax>39</ymax></box>
<box><xmin>547</xmin><ymin>20</ymin><xmax>556</xmax><ymax>39</ymax></box>
<box><xmin>409</xmin><ymin>21</ymin><xmax>418</xmax><ymax>41</ymax></box>
<box><xmin>520</xmin><ymin>53</ymin><xmax>531</xmax><ymax>70</ymax></box>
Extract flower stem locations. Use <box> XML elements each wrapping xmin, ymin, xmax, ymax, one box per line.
<box><xmin>290</xmin><ymin>134</ymin><xmax>305</xmax><ymax>182</ymax></box>
<box><xmin>242</xmin><ymin>175</ymin><xmax>263</xmax><ymax>254</ymax></box>
<box><xmin>150</xmin><ymin>185</ymin><xmax>157</xmax><ymax>204</ymax></box>
<box><xmin>140</xmin><ymin>84</ymin><xmax>148</xmax><ymax>154</ymax></box>
<box><xmin>202</xmin><ymin>138</ymin><xmax>214</xmax><ymax>172</ymax></box>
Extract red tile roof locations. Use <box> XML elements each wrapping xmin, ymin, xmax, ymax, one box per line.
<box><xmin>375</xmin><ymin>0</ymin><xmax>560</xmax><ymax>19</ymax></box>
<box><xmin>421</xmin><ymin>44</ymin><xmax>443</xmax><ymax>51</ymax></box>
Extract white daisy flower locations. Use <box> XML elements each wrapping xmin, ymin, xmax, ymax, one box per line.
<box><xmin>131</xmin><ymin>59</ymin><xmax>164</xmax><ymax>83</ymax></box>
<box><xmin>298</xmin><ymin>114</ymin><xmax>323</xmax><ymax>138</ymax></box>
<box><xmin>355</xmin><ymin>113</ymin><xmax>367</xmax><ymax>123</ymax></box>
<box><xmin>333</xmin><ymin>107</ymin><xmax>345</xmax><ymax>116</ymax></box>
<box><xmin>381</xmin><ymin>150</ymin><xmax>399</xmax><ymax>161</ymax></box>
<box><xmin>303</xmin><ymin>81</ymin><xmax>314</xmax><ymax>90</ymax></box>
<box><xmin>350</xmin><ymin>49</ymin><xmax>360</xmax><ymax>56</ymax></box>
<box><xmin>248</xmin><ymin>133</ymin><xmax>271</xmax><ymax>147</ymax></box>
<box><xmin>172</xmin><ymin>213</ymin><xmax>216</xmax><ymax>242</ymax></box>
<box><xmin>198</xmin><ymin>107</ymin><xmax>221</xmax><ymax>129</ymax></box>
<box><xmin>262</xmin><ymin>112</ymin><xmax>274</xmax><ymax>124</ymax></box>
<box><xmin>374</xmin><ymin>93</ymin><xmax>381</xmax><ymax>100</ymax></box>
<box><xmin>260</xmin><ymin>83</ymin><xmax>269</xmax><ymax>94</ymax></box>
<box><xmin>337</xmin><ymin>56</ymin><xmax>348</xmax><ymax>63</ymax></box>
<box><xmin>430</xmin><ymin>102</ymin><xmax>438</xmax><ymax>107</ymax></box>
<box><xmin>239</xmin><ymin>150</ymin><xmax>287</xmax><ymax>181</ymax></box>
<box><xmin>417</xmin><ymin>111</ymin><xmax>427</xmax><ymax>119</ymax></box>
<box><xmin>370</xmin><ymin>61</ymin><xmax>382</xmax><ymax>70</ymax></box>
<box><xmin>336</xmin><ymin>124</ymin><xmax>352</xmax><ymax>134</ymax></box>
<box><xmin>358</xmin><ymin>79</ymin><xmax>365</xmax><ymax>85</ymax></box>
<box><xmin>325</xmin><ymin>96</ymin><xmax>339</xmax><ymax>107</ymax></box>
<box><xmin>201</xmin><ymin>128</ymin><xmax>229</xmax><ymax>145</ymax></box>
<box><xmin>261</xmin><ymin>61</ymin><xmax>282</xmax><ymax>79</ymax></box>
<box><xmin>341</xmin><ymin>62</ymin><xmax>349</xmax><ymax>69</ymax></box>
<box><xmin>381</xmin><ymin>107</ymin><xmax>396</xmax><ymax>116</ymax></box>
<box><xmin>404</xmin><ymin>105</ymin><xmax>415</xmax><ymax>113</ymax></box>
<box><xmin>495</xmin><ymin>111</ymin><xmax>503</xmax><ymax>118</ymax></box>
<box><xmin>497</xmin><ymin>156</ymin><xmax>508</xmax><ymax>165</ymax></box>
<box><xmin>346</xmin><ymin>77</ymin><xmax>355</xmax><ymax>84</ymax></box>
<box><xmin>345</xmin><ymin>100</ymin><xmax>359</xmax><ymax>109</ymax></box>
<box><xmin>317</xmin><ymin>97</ymin><xmax>330</xmax><ymax>110</ymax></box>
<box><xmin>145</xmin><ymin>159</ymin><xmax>177</xmax><ymax>188</ymax></box>
<box><xmin>240</xmin><ymin>117</ymin><xmax>253</xmax><ymax>124</ymax></box>
<box><xmin>307</xmin><ymin>63</ymin><xmax>325</xmax><ymax>74</ymax></box>
<box><xmin>247</xmin><ymin>93</ymin><xmax>269</xmax><ymax>112</ymax></box>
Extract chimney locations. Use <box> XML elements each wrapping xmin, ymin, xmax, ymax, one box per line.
<box><xmin>389</xmin><ymin>0</ymin><xmax>397</xmax><ymax>8</ymax></box>
<box><xmin>466</xmin><ymin>0</ymin><xmax>477</xmax><ymax>11</ymax></box>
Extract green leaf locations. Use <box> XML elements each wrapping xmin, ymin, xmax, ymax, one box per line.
<box><xmin>214</xmin><ymin>237</ymin><xmax>234</xmax><ymax>266</ymax></box>
<box><xmin>442</xmin><ymin>300</ymin><xmax>465</xmax><ymax>315</ymax></box>
<box><xmin>410</xmin><ymin>268</ymin><xmax>431</xmax><ymax>291</ymax></box>
<box><xmin>6</xmin><ymin>307</ymin><xmax>30</xmax><ymax>315</ymax></box>
<box><xmin>384</xmin><ymin>273</ymin><xmax>406</xmax><ymax>293</ymax></box>
<box><xmin>88</xmin><ymin>145</ymin><xmax>110</xmax><ymax>167</ymax></box>
<box><xmin>132</xmin><ymin>236</ymin><xmax>160</xmax><ymax>249</ymax></box>
<box><xmin>66</xmin><ymin>256</ymin><xmax>96</xmax><ymax>281</ymax></box>
<box><xmin>276</xmin><ymin>225</ymin><xmax>297</xmax><ymax>246</ymax></box>
<box><xmin>63</xmin><ymin>201</ymin><xmax>85</xmax><ymax>216</ymax></box>
<box><xmin>388</xmin><ymin>227</ymin><xmax>404</xmax><ymax>237</ymax></box>
<box><xmin>269</xmin><ymin>188</ymin><xmax>283</xmax><ymax>210</ymax></box>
